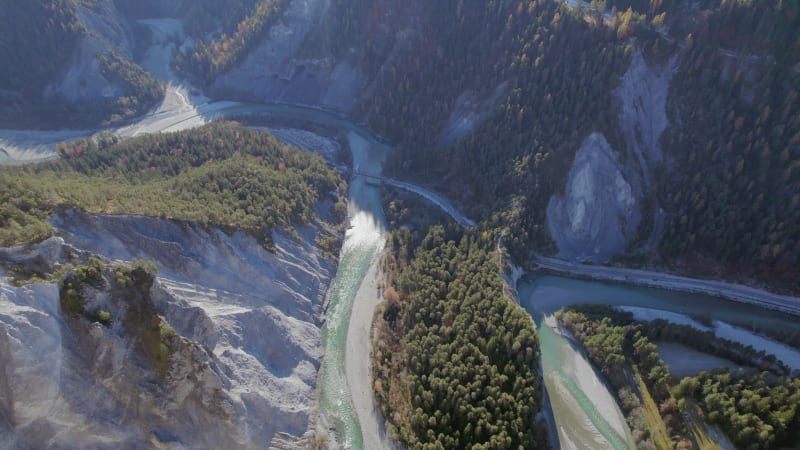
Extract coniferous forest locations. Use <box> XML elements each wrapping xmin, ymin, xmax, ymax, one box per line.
<box><xmin>0</xmin><ymin>1</ymin><xmax>798</xmax><ymax>449</ymax></box>
<box><xmin>0</xmin><ymin>0</ymin><xmax>164</xmax><ymax>127</ymax></box>
<box><xmin>304</xmin><ymin>0</ymin><xmax>800</xmax><ymax>292</ymax></box>
<box><xmin>373</xmin><ymin>227</ymin><xmax>543</xmax><ymax>449</ymax></box>
<box><xmin>0</xmin><ymin>122</ymin><xmax>344</xmax><ymax>248</ymax></box>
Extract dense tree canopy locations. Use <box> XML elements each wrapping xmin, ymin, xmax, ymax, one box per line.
<box><xmin>0</xmin><ymin>0</ymin><xmax>82</xmax><ymax>95</ymax></box>
<box><xmin>558</xmin><ymin>306</ymin><xmax>799</xmax><ymax>449</ymax></box>
<box><xmin>0</xmin><ymin>122</ymin><xmax>343</xmax><ymax>247</ymax></box>
<box><xmin>0</xmin><ymin>1</ymin><xmax>164</xmax><ymax>128</ymax></box>
<box><xmin>676</xmin><ymin>370</ymin><xmax>800</xmax><ymax>450</ymax></box>
<box><xmin>309</xmin><ymin>0</ymin><xmax>800</xmax><ymax>292</ymax></box>
<box><xmin>373</xmin><ymin>227</ymin><xmax>543</xmax><ymax>449</ymax></box>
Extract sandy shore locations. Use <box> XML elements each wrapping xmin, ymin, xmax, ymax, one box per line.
<box><xmin>345</xmin><ymin>255</ymin><xmax>396</xmax><ymax>450</ymax></box>
<box><xmin>539</xmin><ymin>319</ymin><xmax>635</xmax><ymax>449</ymax></box>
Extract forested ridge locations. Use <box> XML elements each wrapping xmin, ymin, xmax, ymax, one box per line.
<box><xmin>114</xmin><ymin>0</ymin><xmax>290</xmax><ymax>85</ymax></box>
<box><xmin>0</xmin><ymin>0</ymin><xmax>81</xmax><ymax>96</ymax></box>
<box><xmin>373</xmin><ymin>227</ymin><xmax>543</xmax><ymax>449</ymax></box>
<box><xmin>657</xmin><ymin>0</ymin><xmax>800</xmax><ymax>290</ymax></box>
<box><xmin>312</xmin><ymin>0</ymin><xmax>638</xmax><ymax>256</ymax></box>
<box><xmin>308</xmin><ymin>0</ymin><xmax>800</xmax><ymax>292</ymax></box>
<box><xmin>0</xmin><ymin>122</ymin><xmax>344</xmax><ymax>248</ymax></box>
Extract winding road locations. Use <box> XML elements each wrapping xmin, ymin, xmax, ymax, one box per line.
<box><xmin>347</xmin><ymin>170</ymin><xmax>476</xmax><ymax>228</ymax></box>
<box><xmin>535</xmin><ymin>255</ymin><xmax>800</xmax><ymax>316</ymax></box>
<box><xmin>4</xmin><ymin>18</ymin><xmax>798</xmax><ymax>448</ymax></box>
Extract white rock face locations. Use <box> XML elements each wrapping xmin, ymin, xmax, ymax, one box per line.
<box><xmin>547</xmin><ymin>51</ymin><xmax>677</xmax><ymax>261</ymax></box>
<box><xmin>44</xmin><ymin>0</ymin><xmax>134</xmax><ymax>102</ymax></box>
<box><xmin>617</xmin><ymin>50</ymin><xmax>677</xmax><ymax>174</ymax></box>
<box><xmin>616</xmin><ymin>49</ymin><xmax>676</xmax><ymax>253</ymax></box>
<box><xmin>214</xmin><ymin>0</ymin><xmax>364</xmax><ymax>112</ymax></box>
<box><xmin>0</xmin><ymin>278</ymin><xmax>248</xmax><ymax>449</ymax></box>
<box><xmin>0</xmin><ymin>209</ymin><xmax>336</xmax><ymax>448</ymax></box>
<box><xmin>547</xmin><ymin>133</ymin><xmax>640</xmax><ymax>261</ymax></box>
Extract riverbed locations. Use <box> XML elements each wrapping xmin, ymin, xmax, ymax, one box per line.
<box><xmin>6</xmin><ymin>65</ymin><xmax>799</xmax><ymax>448</ymax></box>
<box><xmin>519</xmin><ymin>274</ymin><xmax>800</xmax><ymax>449</ymax></box>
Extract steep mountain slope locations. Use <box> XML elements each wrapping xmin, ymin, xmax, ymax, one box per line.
<box><xmin>211</xmin><ymin>0</ymin><xmax>364</xmax><ymax>113</ymax></box>
<box><xmin>1</xmin><ymin>212</ymin><xmax>334</xmax><ymax>447</ymax></box>
<box><xmin>289</xmin><ymin>0</ymin><xmax>632</xmax><ymax>255</ymax></box>
<box><xmin>547</xmin><ymin>133</ymin><xmax>639</xmax><ymax>261</ymax></box>
<box><xmin>0</xmin><ymin>0</ymin><xmax>81</xmax><ymax>97</ymax></box>
<box><xmin>266</xmin><ymin>0</ymin><xmax>800</xmax><ymax>292</ymax></box>
<box><xmin>0</xmin><ymin>0</ymin><xmax>163</xmax><ymax>128</ymax></box>
<box><xmin>0</xmin><ymin>123</ymin><xmax>344</xmax><ymax>447</ymax></box>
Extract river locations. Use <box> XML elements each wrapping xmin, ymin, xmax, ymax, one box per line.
<box><xmin>519</xmin><ymin>274</ymin><xmax>800</xmax><ymax>449</ymax></box>
<box><xmin>317</xmin><ymin>130</ymin><xmax>389</xmax><ymax>449</ymax></box>
<box><xmin>0</xmin><ymin>96</ymin><xmax>394</xmax><ymax>449</ymax></box>
<box><xmin>7</xmin><ymin>96</ymin><xmax>800</xmax><ymax>449</ymax></box>
<box><xmin>216</xmin><ymin>105</ymin><xmax>391</xmax><ymax>449</ymax></box>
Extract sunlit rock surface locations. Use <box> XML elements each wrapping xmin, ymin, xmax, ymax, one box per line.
<box><xmin>0</xmin><ymin>209</ymin><xmax>336</xmax><ymax>448</ymax></box>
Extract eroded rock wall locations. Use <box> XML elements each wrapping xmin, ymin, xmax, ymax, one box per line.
<box><xmin>0</xmin><ymin>209</ymin><xmax>336</xmax><ymax>448</ymax></box>
<box><xmin>547</xmin><ymin>51</ymin><xmax>676</xmax><ymax>261</ymax></box>
<box><xmin>213</xmin><ymin>0</ymin><xmax>364</xmax><ymax>113</ymax></box>
<box><xmin>546</xmin><ymin>133</ymin><xmax>640</xmax><ymax>261</ymax></box>
<box><xmin>617</xmin><ymin>50</ymin><xmax>677</xmax><ymax>188</ymax></box>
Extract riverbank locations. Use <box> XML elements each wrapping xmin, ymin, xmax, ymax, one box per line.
<box><xmin>534</xmin><ymin>255</ymin><xmax>800</xmax><ymax>316</ymax></box>
<box><xmin>345</xmin><ymin>249</ymin><xmax>396</xmax><ymax>450</ymax></box>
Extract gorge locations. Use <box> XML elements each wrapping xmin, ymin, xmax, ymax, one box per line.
<box><xmin>2</xmin><ymin>1</ymin><xmax>800</xmax><ymax>449</ymax></box>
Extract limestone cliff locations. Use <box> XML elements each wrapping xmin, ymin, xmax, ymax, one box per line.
<box><xmin>0</xmin><ymin>209</ymin><xmax>337</xmax><ymax>448</ymax></box>
<box><xmin>546</xmin><ymin>133</ymin><xmax>640</xmax><ymax>262</ymax></box>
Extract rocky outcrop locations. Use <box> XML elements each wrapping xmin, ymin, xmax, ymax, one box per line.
<box><xmin>213</xmin><ymin>0</ymin><xmax>364</xmax><ymax>113</ymax></box>
<box><xmin>546</xmin><ymin>52</ymin><xmax>677</xmax><ymax>261</ymax></box>
<box><xmin>617</xmin><ymin>50</ymin><xmax>676</xmax><ymax>188</ymax></box>
<box><xmin>0</xmin><ymin>264</ymin><xmax>248</xmax><ymax>449</ymax></box>
<box><xmin>616</xmin><ymin>50</ymin><xmax>676</xmax><ymax>253</ymax></box>
<box><xmin>547</xmin><ymin>133</ymin><xmax>640</xmax><ymax>262</ymax></box>
<box><xmin>0</xmin><ymin>209</ymin><xmax>337</xmax><ymax>448</ymax></box>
